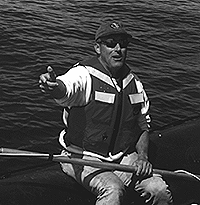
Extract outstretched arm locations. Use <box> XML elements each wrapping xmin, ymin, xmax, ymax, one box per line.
<box><xmin>39</xmin><ymin>65</ymin><xmax>92</xmax><ymax>107</ymax></box>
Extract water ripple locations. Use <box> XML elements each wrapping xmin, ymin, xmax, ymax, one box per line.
<box><xmin>0</xmin><ymin>0</ymin><xmax>200</xmax><ymax>149</ymax></box>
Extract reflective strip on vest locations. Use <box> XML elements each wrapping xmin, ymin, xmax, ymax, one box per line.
<box><xmin>95</xmin><ymin>91</ymin><xmax>115</xmax><ymax>104</ymax></box>
<box><xmin>129</xmin><ymin>93</ymin><xmax>144</xmax><ymax>104</ymax></box>
<box><xmin>123</xmin><ymin>73</ymin><xmax>134</xmax><ymax>89</ymax></box>
<box><xmin>134</xmin><ymin>78</ymin><xmax>149</xmax><ymax>114</ymax></box>
<box><xmin>85</xmin><ymin>66</ymin><xmax>121</xmax><ymax>91</ymax></box>
<box><xmin>86</xmin><ymin>66</ymin><xmax>114</xmax><ymax>86</ymax></box>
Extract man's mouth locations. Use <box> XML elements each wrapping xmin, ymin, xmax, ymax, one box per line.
<box><xmin>112</xmin><ymin>55</ymin><xmax>122</xmax><ymax>61</ymax></box>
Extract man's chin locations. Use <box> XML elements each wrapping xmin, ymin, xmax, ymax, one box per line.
<box><xmin>111</xmin><ymin>61</ymin><xmax>124</xmax><ymax>69</ymax></box>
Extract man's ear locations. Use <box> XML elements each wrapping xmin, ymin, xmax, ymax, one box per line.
<box><xmin>94</xmin><ymin>43</ymin><xmax>101</xmax><ymax>55</ymax></box>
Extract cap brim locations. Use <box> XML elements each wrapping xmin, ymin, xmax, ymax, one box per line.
<box><xmin>96</xmin><ymin>32</ymin><xmax>132</xmax><ymax>41</ymax></box>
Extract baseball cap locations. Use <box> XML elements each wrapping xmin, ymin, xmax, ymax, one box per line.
<box><xmin>95</xmin><ymin>21</ymin><xmax>132</xmax><ymax>41</ymax></box>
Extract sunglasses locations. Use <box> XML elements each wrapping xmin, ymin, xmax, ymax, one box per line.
<box><xmin>100</xmin><ymin>38</ymin><xmax>129</xmax><ymax>48</ymax></box>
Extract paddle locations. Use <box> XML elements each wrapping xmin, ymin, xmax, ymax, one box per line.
<box><xmin>1</xmin><ymin>148</ymin><xmax>200</xmax><ymax>182</ymax></box>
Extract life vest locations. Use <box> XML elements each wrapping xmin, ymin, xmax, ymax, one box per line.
<box><xmin>64</xmin><ymin>57</ymin><xmax>149</xmax><ymax>157</ymax></box>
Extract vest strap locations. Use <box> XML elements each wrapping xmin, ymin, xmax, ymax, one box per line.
<box><xmin>59</xmin><ymin>129</ymin><xmax>128</xmax><ymax>161</ymax></box>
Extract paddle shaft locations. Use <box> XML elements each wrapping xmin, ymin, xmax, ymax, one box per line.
<box><xmin>1</xmin><ymin>148</ymin><xmax>200</xmax><ymax>182</ymax></box>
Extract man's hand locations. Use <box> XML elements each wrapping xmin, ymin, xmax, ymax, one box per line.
<box><xmin>39</xmin><ymin>66</ymin><xmax>58</xmax><ymax>93</ymax></box>
<box><xmin>135</xmin><ymin>156</ymin><xmax>153</xmax><ymax>177</ymax></box>
<box><xmin>135</xmin><ymin>130</ymin><xmax>152</xmax><ymax>177</ymax></box>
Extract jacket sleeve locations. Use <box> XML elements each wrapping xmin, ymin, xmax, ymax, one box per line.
<box><xmin>55</xmin><ymin>65</ymin><xmax>92</xmax><ymax>107</ymax></box>
<box><xmin>135</xmin><ymin>78</ymin><xmax>151</xmax><ymax>131</ymax></box>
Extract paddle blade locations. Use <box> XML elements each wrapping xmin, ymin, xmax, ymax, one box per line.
<box><xmin>0</xmin><ymin>148</ymin><xmax>37</xmax><ymax>154</ymax></box>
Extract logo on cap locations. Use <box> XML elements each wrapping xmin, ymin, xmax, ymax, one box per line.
<box><xmin>110</xmin><ymin>22</ymin><xmax>120</xmax><ymax>29</ymax></box>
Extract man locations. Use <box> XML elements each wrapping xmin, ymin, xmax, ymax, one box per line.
<box><xmin>39</xmin><ymin>21</ymin><xmax>173</xmax><ymax>205</ymax></box>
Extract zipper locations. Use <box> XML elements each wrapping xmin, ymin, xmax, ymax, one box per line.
<box><xmin>108</xmin><ymin>83</ymin><xmax>123</xmax><ymax>154</ymax></box>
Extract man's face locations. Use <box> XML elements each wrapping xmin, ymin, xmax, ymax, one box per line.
<box><xmin>95</xmin><ymin>35</ymin><xmax>129</xmax><ymax>76</ymax></box>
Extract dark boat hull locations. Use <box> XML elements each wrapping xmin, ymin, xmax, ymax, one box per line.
<box><xmin>0</xmin><ymin>118</ymin><xmax>199</xmax><ymax>204</ymax></box>
<box><xmin>149</xmin><ymin>118</ymin><xmax>200</xmax><ymax>204</ymax></box>
<box><xmin>0</xmin><ymin>163</ymin><xmax>95</xmax><ymax>205</ymax></box>
<box><xmin>0</xmin><ymin>162</ymin><xmax>199</xmax><ymax>205</ymax></box>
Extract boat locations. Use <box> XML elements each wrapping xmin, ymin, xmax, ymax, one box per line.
<box><xmin>0</xmin><ymin>161</ymin><xmax>96</xmax><ymax>205</ymax></box>
<box><xmin>0</xmin><ymin>118</ymin><xmax>199</xmax><ymax>205</ymax></box>
<box><xmin>150</xmin><ymin>117</ymin><xmax>200</xmax><ymax>205</ymax></box>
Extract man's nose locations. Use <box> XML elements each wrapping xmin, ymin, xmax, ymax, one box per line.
<box><xmin>114</xmin><ymin>43</ymin><xmax>121</xmax><ymax>50</ymax></box>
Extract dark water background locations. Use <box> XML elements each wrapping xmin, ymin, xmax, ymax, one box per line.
<box><xmin>0</xmin><ymin>0</ymin><xmax>200</xmax><ymax>154</ymax></box>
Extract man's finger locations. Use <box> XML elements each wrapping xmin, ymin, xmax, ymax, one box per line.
<box><xmin>39</xmin><ymin>74</ymin><xmax>48</xmax><ymax>83</ymax></box>
<box><xmin>47</xmin><ymin>66</ymin><xmax>56</xmax><ymax>82</ymax></box>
